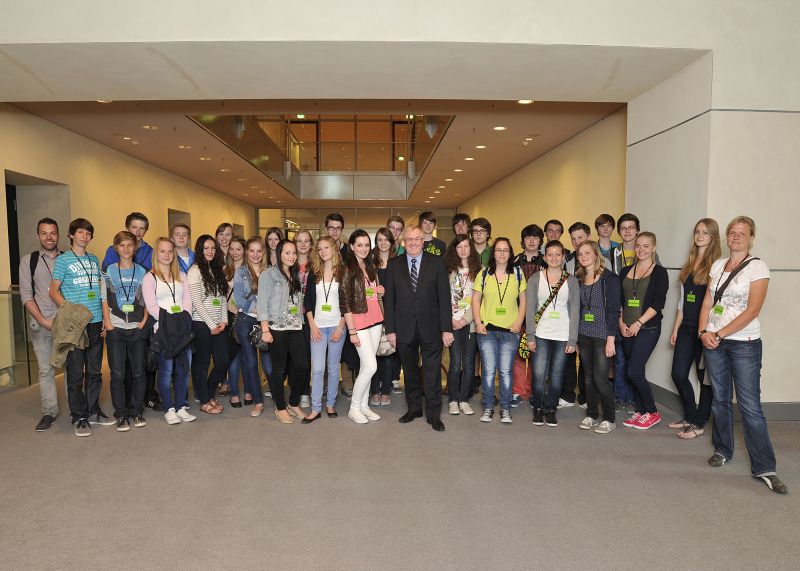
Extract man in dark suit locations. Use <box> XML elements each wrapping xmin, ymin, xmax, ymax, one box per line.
<box><xmin>384</xmin><ymin>224</ymin><xmax>453</xmax><ymax>431</ymax></box>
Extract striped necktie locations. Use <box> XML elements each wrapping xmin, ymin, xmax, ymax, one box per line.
<box><xmin>410</xmin><ymin>257</ymin><xmax>418</xmax><ymax>293</ymax></box>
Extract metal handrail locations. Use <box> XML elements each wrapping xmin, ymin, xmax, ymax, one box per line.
<box><xmin>0</xmin><ymin>288</ymin><xmax>33</xmax><ymax>386</ymax></box>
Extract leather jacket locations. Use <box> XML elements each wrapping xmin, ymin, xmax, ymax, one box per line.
<box><xmin>339</xmin><ymin>266</ymin><xmax>372</xmax><ymax>315</ymax></box>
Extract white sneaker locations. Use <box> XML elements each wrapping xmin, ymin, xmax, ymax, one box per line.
<box><xmin>578</xmin><ymin>402</ymin><xmax>588</xmax><ymax>410</ymax></box>
<box><xmin>300</xmin><ymin>395</ymin><xmax>311</xmax><ymax>408</ymax></box>
<box><xmin>480</xmin><ymin>409</ymin><xmax>494</xmax><ymax>423</ymax></box>
<box><xmin>459</xmin><ymin>402</ymin><xmax>474</xmax><ymax>415</ymax></box>
<box><xmin>449</xmin><ymin>402</ymin><xmax>460</xmax><ymax>415</ymax></box>
<box><xmin>595</xmin><ymin>420</ymin><xmax>616</xmax><ymax>434</ymax></box>
<box><xmin>391</xmin><ymin>380</ymin><xmax>402</xmax><ymax>394</ymax></box>
<box><xmin>361</xmin><ymin>407</ymin><xmax>381</xmax><ymax>421</ymax></box>
<box><xmin>558</xmin><ymin>398</ymin><xmax>575</xmax><ymax>409</ymax></box>
<box><xmin>164</xmin><ymin>408</ymin><xmax>181</xmax><ymax>425</ymax></box>
<box><xmin>348</xmin><ymin>407</ymin><xmax>368</xmax><ymax>424</ymax></box>
<box><xmin>578</xmin><ymin>416</ymin><xmax>599</xmax><ymax>430</ymax></box>
<box><xmin>176</xmin><ymin>406</ymin><xmax>196</xmax><ymax>423</ymax></box>
<box><xmin>500</xmin><ymin>410</ymin><xmax>513</xmax><ymax>424</ymax></box>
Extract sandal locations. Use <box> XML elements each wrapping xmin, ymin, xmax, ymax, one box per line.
<box><xmin>677</xmin><ymin>424</ymin><xmax>705</xmax><ymax>439</ymax></box>
<box><xmin>209</xmin><ymin>399</ymin><xmax>224</xmax><ymax>413</ymax></box>
<box><xmin>200</xmin><ymin>402</ymin><xmax>222</xmax><ymax>415</ymax></box>
<box><xmin>668</xmin><ymin>420</ymin><xmax>691</xmax><ymax>429</ymax></box>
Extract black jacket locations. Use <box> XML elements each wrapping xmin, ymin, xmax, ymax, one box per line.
<box><xmin>150</xmin><ymin>308</ymin><xmax>194</xmax><ymax>369</ymax></box>
<box><xmin>619</xmin><ymin>263</ymin><xmax>669</xmax><ymax>327</ymax></box>
<box><xmin>383</xmin><ymin>252</ymin><xmax>452</xmax><ymax>344</ymax></box>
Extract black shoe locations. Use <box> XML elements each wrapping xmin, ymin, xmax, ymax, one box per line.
<box><xmin>757</xmin><ymin>475</ymin><xmax>788</xmax><ymax>494</ymax></box>
<box><xmin>115</xmin><ymin>417</ymin><xmax>131</xmax><ymax>432</ymax></box>
<box><xmin>399</xmin><ymin>411</ymin><xmax>423</xmax><ymax>423</ymax></box>
<box><xmin>301</xmin><ymin>412</ymin><xmax>322</xmax><ymax>425</ymax></box>
<box><xmin>73</xmin><ymin>418</ymin><xmax>92</xmax><ymax>437</ymax></box>
<box><xmin>326</xmin><ymin>408</ymin><xmax>338</xmax><ymax>418</ymax></box>
<box><xmin>243</xmin><ymin>397</ymin><xmax>253</xmax><ymax>406</ymax></box>
<box><xmin>145</xmin><ymin>399</ymin><xmax>163</xmax><ymax>412</ymax></box>
<box><xmin>429</xmin><ymin>418</ymin><xmax>445</xmax><ymax>432</ymax></box>
<box><xmin>341</xmin><ymin>386</ymin><xmax>353</xmax><ymax>399</ymax></box>
<box><xmin>708</xmin><ymin>452</ymin><xmax>728</xmax><ymax>467</ymax></box>
<box><xmin>532</xmin><ymin>408</ymin><xmax>544</xmax><ymax>426</ymax></box>
<box><xmin>35</xmin><ymin>415</ymin><xmax>56</xmax><ymax>432</ymax></box>
<box><xmin>90</xmin><ymin>410</ymin><xmax>116</xmax><ymax>426</ymax></box>
<box><xmin>545</xmin><ymin>411</ymin><xmax>558</xmax><ymax>427</ymax></box>
<box><xmin>230</xmin><ymin>398</ymin><xmax>243</xmax><ymax>408</ymax></box>
<box><xmin>132</xmin><ymin>415</ymin><xmax>147</xmax><ymax>428</ymax></box>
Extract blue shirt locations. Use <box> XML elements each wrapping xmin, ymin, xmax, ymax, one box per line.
<box><xmin>177</xmin><ymin>249</ymin><xmax>196</xmax><ymax>274</ymax></box>
<box><xmin>406</xmin><ymin>252</ymin><xmax>423</xmax><ymax>277</ymax></box>
<box><xmin>53</xmin><ymin>250</ymin><xmax>103</xmax><ymax>323</ymax></box>
<box><xmin>102</xmin><ymin>241</ymin><xmax>153</xmax><ymax>272</ymax></box>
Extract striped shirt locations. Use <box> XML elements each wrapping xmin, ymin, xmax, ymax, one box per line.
<box><xmin>187</xmin><ymin>265</ymin><xmax>227</xmax><ymax>329</ymax></box>
<box><xmin>52</xmin><ymin>250</ymin><xmax>102</xmax><ymax>323</ymax></box>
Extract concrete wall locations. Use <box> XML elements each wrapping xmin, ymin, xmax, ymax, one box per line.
<box><xmin>459</xmin><ymin>109</ymin><xmax>627</xmax><ymax>244</ymax></box>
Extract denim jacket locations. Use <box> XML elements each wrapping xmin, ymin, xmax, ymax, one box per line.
<box><xmin>256</xmin><ymin>265</ymin><xmax>305</xmax><ymax>327</ymax></box>
<box><xmin>233</xmin><ymin>265</ymin><xmax>258</xmax><ymax>315</ymax></box>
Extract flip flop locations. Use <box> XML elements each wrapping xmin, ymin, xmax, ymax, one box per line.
<box><xmin>677</xmin><ymin>424</ymin><xmax>704</xmax><ymax>439</ymax></box>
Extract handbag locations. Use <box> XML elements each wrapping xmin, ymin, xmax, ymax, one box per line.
<box><xmin>376</xmin><ymin>275</ymin><xmax>396</xmax><ymax>357</ymax></box>
<box><xmin>248</xmin><ymin>322</ymin><xmax>270</xmax><ymax>351</ymax></box>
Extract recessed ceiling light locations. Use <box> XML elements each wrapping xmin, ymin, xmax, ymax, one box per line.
<box><xmin>220</xmin><ymin>168</ymin><xmax>230</xmax><ymax>172</ymax></box>
<box><xmin>122</xmin><ymin>136</ymin><xmax>131</xmax><ymax>140</ymax></box>
<box><xmin>454</xmin><ymin>169</ymin><xmax>463</xmax><ymax>172</ymax></box>
<box><xmin>199</xmin><ymin>157</ymin><xmax>211</xmax><ymax>161</ymax></box>
<box><xmin>445</xmin><ymin>178</ymin><xmax>453</xmax><ymax>182</ymax></box>
<box><xmin>475</xmin><ymin>145</ymin><xmax>486</xmax><ymax>149</ymax></box>
<box><xmin>428</xmin><ymin>196</ymin><xmax>435</xmax><ymax>199</ymax></box>
<box><xmin>517</xmin><ymin>99</ymin><xmax>534</xmax><ymax>105</ymax></box>
<box><xmin>142</xmin><ymin>125</ymin><xmax>158</xmax><ymax>130</ymax></box>
<box><xmin>296</xmin><ymin>114</ymin><xmax>305</xmax><ymax>119</ymax></box>
<box><xmin>438</xmin><ymin>185</ymin><xmax>446</xmax><ymax>189</ymax></box>
<box><xmin>96</xmin><ymin>99</ymin><xmax>113</xmax><ymax>104</ymax></box>
<box><xmin>178</xmin><ymin>144</ymin><xmax>192</xmax><ymax>149</ymax></box>
<box><xmin>434</xmin><ymin>190</ymin><xmax>441</xmax><ymax>194</ymax></box>
<box><xmin>259</xmin><ymin>191</ymin><xmax>267</xmax><ymax>194</ymax></box>
<box><xmin>464</xmin><ymin>157</ymin><xmax>475</xmax><ymax>161</ymax></box>
<box><xmin>131</xmin><ymin>140</ymin><xmax>139</xmax><ymax>145</ymax></box>
<box><xmin>268</xmin><ymin>196</ymin><xmax>275</xmax><ymax>199</ymax></box>
<box><xmin>454</xmin><ymin>193</ymin><xmax>460</xmax><ymax>197</ymax></box>
<box><xmin>493</xmin><ymin>126</ymin><xmax>507</xmax><ymax>131</ymax></box>
<box><xmin>276</xmin><ymin>200</ymin><xmax>283</xmax><ymax>203</ymax></box>
<box><xmin>424</xmin><ymin>200</ymin><xmax>431</xmax><ymax>203</ymax></box>
<box><xmin>243</xmin><ymin>193</ymin><xmax>249</xmax><ymax>197</ymax></box>
<box><xmin>250</xmin><ymin>185</ymin><xmax>258</xmax><ymax>189</ymax></box>
<box><xmin>397</xmin><ymin>156</ymin><xmax>405</xmax><ymax>161</ymax></box>
<box><xmin>236</xmin><ymin>177</ymin><xmax>246</xmax><ymax>182</ymax></box>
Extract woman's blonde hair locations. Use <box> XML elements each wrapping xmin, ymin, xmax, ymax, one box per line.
<box><xmin>311</xmin><ymin>235</ymin><xmax>343</xmax><ymax>281</ymax></box>
<box><xmin>150</xmin><ymin>237</ymin><xmax>182</xmax><ymax>282</ymax></box>
<box><xmin>726</xmin><ymin>216</ymin><xmax>756</xmax><ymax>239</ymax></box>
<box><xmin>679</xmin><ymin>218</ymin><xmax>721</xmax><ymax>285</ymax></box>
<box><xmin>575</xmin><ymin>240</ymin><xmax>605</xmax><ymax>281</ymax></box>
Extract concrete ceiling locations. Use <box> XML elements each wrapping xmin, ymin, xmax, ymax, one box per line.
<box><xmin>16</xmin><ymin>99</ymin><xmax>624</xmax><ymax>208</ymax></box>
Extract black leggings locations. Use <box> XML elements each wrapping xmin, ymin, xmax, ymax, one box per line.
<box><xmin>191</xmin><ymin>322</ymin><xmax>231</xmax><ymax>405</ymax></box>
<box><xmin>269</xmin><ymin>329</ymin><xmax>310</xmax><ymax>410</ymax></box>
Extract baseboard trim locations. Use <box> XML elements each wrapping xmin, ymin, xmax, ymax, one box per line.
<box><xmin>651</xmin><ymin>383</ymin><xmax>800</xmax><ymax>421</ymax></box>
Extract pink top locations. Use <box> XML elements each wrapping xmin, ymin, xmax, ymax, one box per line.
<box><xmin>352</xmin><ymin>277</ymin><xmax>383</xmax><ymax>330</ymax></box>
<box><xmin>142</xmin><ymin>271</ymin><xmax>192</xmax><ymax>332</ymax></box>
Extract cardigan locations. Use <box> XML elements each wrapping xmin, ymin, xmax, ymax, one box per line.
<box><xmin>618</xmin><ymin>263</ymin><xmax>669</xmax><ymax>327</ymax></box>
<box><xmin>525</xmin><ymin>270</ymin><xmax>580</xmax><ymax>347</ymax></box>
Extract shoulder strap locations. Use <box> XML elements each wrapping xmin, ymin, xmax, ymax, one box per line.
<box><xmin>533</xmin><ymin>270</ymin><xmax>568</xmax><ymax>324</ymax></box>
<box><xmin>713</xmin><ymin>257</ymin><xmax>760</xmax><ymax>306</ymax></box>
<box><xmin>480</xmin><ymin>267</ymin><xmax>489</xmax><ymax>291</ymax></box>
<box><xmin>29</xmin><ymin>251</ymin><xmax>40</xmax><ymax>292</ymax></box>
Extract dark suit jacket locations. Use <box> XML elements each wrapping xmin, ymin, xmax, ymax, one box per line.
<box><xmin>384</xmin><ymin>252</ymin><xmax>452</xmax><ymax>344</ymax></box>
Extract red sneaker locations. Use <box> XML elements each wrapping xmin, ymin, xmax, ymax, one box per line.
<box><xmin>633</xmin><ymin>412</ymin><xmax>662</xmax><ymax>430</ymax></box>
<box><xmin>622</xmin><ymin>412</ymin><xmax>642</xmax><ymax>428</ymax></box>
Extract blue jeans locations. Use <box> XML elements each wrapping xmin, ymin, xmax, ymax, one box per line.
<box><xmin>228</xmin><ymin>352</ymin><xmax>242</xmax><ymax>396</ymax></box>
<box><xmin>614</xmin><ymin>334</ymin><xmax>633</xmax><ymax>403</ymax></box>
<box><xmin>621</xmin><ymin>326</ymin><xmax>660</xmax><ymax>414</ymax></box>
<box><xmin>157</xmin><ymin>347</ymin><xmax>191</xmax><ymax>411</ymax></box>
<box><xmin>447</xmin><ymin>327</ymin><xmax>477</xmax><ymax>403</ymax></box>
<box><xmin>531</xmin><ymin>336</ymin><xmax>568</xmax><ymax>412</ymax></box>
<box><xmin>671</xmin><ymin>323</ymin><xmax>712</xmax><ymax>427</ymax></box>
<box><xmin>309</xmin><ymin>325</ymin><xmax>345</xmax><ymax>413</ymax></box>
<box><xmin>234</xmin><ymin>315</ymin><xmax>265</xmax><ymax>404</ymax></box>
<box><xmin>705</xmin><ymin>339</ymin><xmax>777</xmax><ymax>477</ymax></box>
<box><xmin>478</xmin><ymin>329</ymin><xmax>518</xmax><ymax>411</ymax></box>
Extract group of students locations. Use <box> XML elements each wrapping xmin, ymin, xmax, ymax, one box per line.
<box><xmin>19</xmin><ymin>208</ymin><xmax>786</xmax><ymax>494</ymax></box>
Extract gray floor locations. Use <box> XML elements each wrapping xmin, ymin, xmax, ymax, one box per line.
<box><xmin>1</xmin><ymin>379</ymin><xmax>798</xmax><ymax>570</ymax></box>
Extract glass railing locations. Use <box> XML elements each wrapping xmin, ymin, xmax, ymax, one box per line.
<box><xmin>0</xmin><ymin>290</ymin><xmax>35</xmax><ymax>387</ymax></box>
<box><xmin>289</xmin><ymin>141</ymin><xmax>410</xmax><ymax>173</ymax></box>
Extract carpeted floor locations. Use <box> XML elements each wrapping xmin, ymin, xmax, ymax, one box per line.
<box><xmin>1</xmin><ymin>379</ymin><xmax>798</xmax><ymax>570</ymax></box>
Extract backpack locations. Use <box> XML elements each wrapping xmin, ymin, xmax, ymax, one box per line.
<box><xmin>480</xmin><ymin>265</ymin><xmax>524</xmax><ymax>303</ymax></box>
<box><xmin>29</xmin><ymin>250</ymin><xmax>62</xmax><ymax>293</ymax></box>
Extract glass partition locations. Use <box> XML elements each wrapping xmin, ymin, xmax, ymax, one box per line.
<box><xmin>0</xmin><ymin>290</ymin><xmax>35</xmax><ymax>387</ymax></box>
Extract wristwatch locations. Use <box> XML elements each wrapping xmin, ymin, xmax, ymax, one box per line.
<box><xmin>698</xmin><ymin>329</ymin><xmax>707</xmax><ymax>339</ymax></box>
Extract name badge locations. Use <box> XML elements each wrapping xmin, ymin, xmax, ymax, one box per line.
<box><xmin>122</xmin><ymin>304</ymin><xmax>135</xmax><ymax>313</ymax></box>
<box><xmin>584</xmin><ymin>313</ymin><xmax>595</xmax><ymax>322</ymax></box>
<box><xmin>290</xmin><ymin>306</ymin><xmax>299</xmax><ymax>315</ymax></box>
<box><xmin>212</xmin><ymin>299</ymin><xmax>222</xmax><ymax>307</ymax></box>
<box><xmin>321</xmin><ymin>304</ymin><xmax>332</xmax><ymax>312</ymax></box>
<box><xmin>365</xmin><ymin>287</ymin><xmax>375</xmax><ymax>297</ymax></box>
<box><xmin>548</xmin><ymin>311</ymin><xmax>560</xmax><ymax>320</ymax></box>
<box><xmin>686</xmin><ymin>293</ymin><xmax>696</xmax><ymax>303</ymax></box>
<box><xmin>713</xmin><ymin>304</ymin><xmax>724</xmax><ymax>315</ymax></box>
<box><xmin>495</xmin><ymin>307</ymin><xmax>507</xmax><ymax>316</ymax></box>
<box><xmin>87</xmin><ymin>291</ymin><xmax>97</xmax><ymax>300</ymax></box>
<box><xmin>170</xmin><ymin>305</ymin><xmax>182</xmax><ymax>314</ymax></box>
<box><xmin>627</xmin><ymin>299</ymin><xmax>640</xmax><ymax>308</ymax></box>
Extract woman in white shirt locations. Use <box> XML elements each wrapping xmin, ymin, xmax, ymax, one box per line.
<box><xmin>698</xmin><ymin>216</ymin><xmax>786</xmax><ymax>494</ymax></box>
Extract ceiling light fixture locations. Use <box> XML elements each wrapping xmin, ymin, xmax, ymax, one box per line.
<box><xmin>475</xmin><ymin>145</ymin><xmax>486</xmax><ymax>149</ymax></box>
<box><xmin>525</xmin><ymin>137</ymin><xmax>534</xmax><ymax>141</ymax></box>
<box><xmin>464</xmin><ymin>157</ymin><xmax>475</xmax><ymax>161</ymax></box>
<box><xmin>517</xmin><ymin>99</ymin><xmax>534</xmax><ymax>105</ymax></box>
<box><xmin>243</xmin><ymin>193</ymin><xmax>249</xmax><ymax>196</ymax></box>
<box><xmin>96</xmin><ymin>99</ymin><xmax>113</xmax><ymax>104</ymax></box>
<box><xmin>445</xmin><ymin>178</ymin><xmax>453</xmax><ymax>182</ymax></box>
<box><xmin>493</xmin><ymin>126</ymin><xmax>507</xmax><ymax>131</ymax></box>
<box><xmin>438</xmin><ymin>185</ymin><xmax>446</xmax><ymax>189</ymax></box>
<box><xmin>454</xmin><ymin>169</ymin><xmax>463</xmax><ymax>172</ymax></box>
<box><xmin>296</xmin><ymin>114</ymin><xmax>305</xmax><ymax>119</ymax></box>
<box><xmin>178</xmin><ymin>144</ymin><xmax>192</xmax><ymax>149</ymax></box>
<box><xmin>142</xmin><ymin>125</ymin><xmax>158</xmax><ymax>130</ymax></box>
<box><xmin>250</xmin><ymin>185</ymin><xmax>258</xmax><ymax>189</ymax></box>
<box><xmin>397</xmin><ymin>156</ymin><xmax>405</xmax><ymax>161</ymax></box>
<box><xmin>236</xmin><ymin>177</ymin><xmax>246</xmax><ymax>182</ymax></box>
<box><xmin>424</xmin><ymin>200</ymin><xmax>431</xmax><ymax>203</ymax></box>
<box><xmin>199</xmin><ymin>157</ymin><xmax>211</xmax><ymax>161</ymax></box>
<box><xmin>131</xmin><ymin>141</ymin><xmax>139</xmax><ymax>146</ymax></box>
<box><xmin>434</xmin><ymin>190</ymin><xmax>441</xmax><ymax>194</ymax></box>
<box><xmin>220</xmin><ymin>168</ymin><xmax>230</xmax><ymax>172</ymax></box>
<box><xmin>122</xmin><ymin>136</ymin><xmax>131</xmax><ymax>140</ymax></box>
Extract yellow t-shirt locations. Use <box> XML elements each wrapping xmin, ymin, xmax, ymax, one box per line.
<box><xmin>474</xmin><ymin>269</ymin><xmax>527</xmax><ymax>329</ymax></box>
